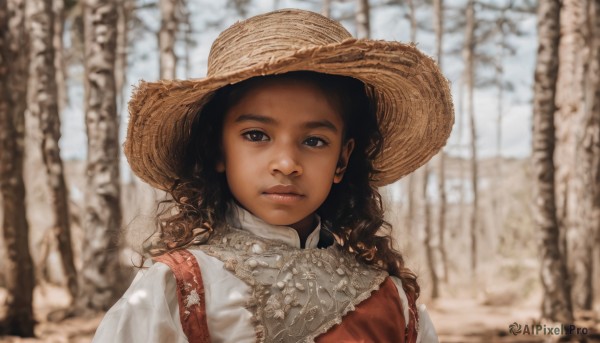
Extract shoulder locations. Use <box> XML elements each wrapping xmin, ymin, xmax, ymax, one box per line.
<box><xmin>109</xmin><ymin>262</ymin><xmax>180</xmax><ymax>315</ymax></box>
<box><xmin>92</xmin><ymin>262</ymin><xmax>185</xmax><ymax>343</ymax></box>
<box><xmin>121</xmin><ymin>262</ymin><xmax>178</xmax><ymax>303</ymax></box>
<box><xmin>388</xmin><ymin>276</ymin><xmax>440</xmax><ymax>343</ymax></box>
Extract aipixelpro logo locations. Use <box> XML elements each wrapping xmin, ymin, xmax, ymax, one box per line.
<box><xmin>508</xmin><ymin>322</ymin><xmax>589</xmax><ymax>336</ymax></box>
<box><xmin>509</xmin><ymin>322</ymin><xmax>522</xmax><ymax>335</ymax></box>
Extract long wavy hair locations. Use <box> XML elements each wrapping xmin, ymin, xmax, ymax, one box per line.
<box><xmin>145</xmin><ymin>71</ymin><xmax>420</xmax><ymax>300</ymax></box>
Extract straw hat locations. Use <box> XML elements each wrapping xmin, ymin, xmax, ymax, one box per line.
<box><xmin>124</xmin><ymin>8</ymin><xmax>454</xmax><ymax>190</ymax></box>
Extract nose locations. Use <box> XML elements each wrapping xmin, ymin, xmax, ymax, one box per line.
<box><xmin>268</xmin><ymin>143</ymin><xmax>303</xmax><ymax>176</ymax></box>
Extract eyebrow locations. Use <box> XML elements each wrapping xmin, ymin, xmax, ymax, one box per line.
<box><xmin>235</xmin><ymin>113</ymin><xmax>339</xmax><ymax>133</ymax></box>
<box><xmin>235</xmin><ymin>113</ymin><xmax>276</xmax><ymax>125</ymax></box>
<box><xmin>304</xmin><ymin>119</ymin><xmax>338</xmax><ymax>133</ymax></box>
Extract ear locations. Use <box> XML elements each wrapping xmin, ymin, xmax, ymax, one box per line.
<box><xmin>333</xmin><ymin>139</ymin><xmax>355</xmax><ymax>184</ymax></box>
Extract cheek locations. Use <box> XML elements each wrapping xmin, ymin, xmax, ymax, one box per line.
<box><xmin>221</xmin><ymin>131</ymin><xmax>243</xmax><ymax>163</ymax></box>
<box><xmin>305</xmin><ymin>153</ymin><xmax>340</xmax><ymax>182</ymax></box>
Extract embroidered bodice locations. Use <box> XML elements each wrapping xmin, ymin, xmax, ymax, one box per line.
<box><xmin>194</xmin><ymin>227</ymin><xmax>388</xmax><ymax>342</ymax></box>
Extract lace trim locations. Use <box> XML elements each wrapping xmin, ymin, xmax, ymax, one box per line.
<box><xmin>193</xmin><ymin>227</ymin><xmax>388</xmax><ymax>343</ymax></box>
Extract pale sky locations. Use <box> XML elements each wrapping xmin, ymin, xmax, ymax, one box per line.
<box><xmin>60</xmin><ymin>0</ymin><xmax>537</xmax><ymax>164</ymax></box>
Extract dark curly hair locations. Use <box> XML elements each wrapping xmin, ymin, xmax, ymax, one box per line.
<box><xmin>146</xmin><ymin>71</ymin><xmax>420</xmax><ymax>300</ymax></box>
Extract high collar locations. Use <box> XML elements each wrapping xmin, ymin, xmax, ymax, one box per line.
<box><xmin>226</xmin><ymin>203</ymin><xmax>321</xmax><ymax>249</ymax></box>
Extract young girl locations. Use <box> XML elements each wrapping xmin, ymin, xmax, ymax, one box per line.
<box><xmin>93</xmin><ymin>8</ymin><xmax>453</xmax><ymax>343</ymax></box>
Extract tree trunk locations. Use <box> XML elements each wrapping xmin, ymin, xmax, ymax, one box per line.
<box><xmin>571</xmin><ymin>0</ymin><xmax>600</xmax><ymax>311</ymax></box>
<box><xmin>53</xmin><ymin>0</ymin><xmax>67</xmax><ymax>114</ymax></box>
<box><xmin>494</xmin><ymin>11</ymin><xmax>507</xmax><ymax>164</ymax></box>
<box><xmin>555</xmin><ymin>0</ymin><xmax>586</xmax><ymax>235</ymax></box>
<box><xmin>159</xmin><ymin>0</ymin><xmax>177</xmax><ymax>79</ymax></box>
<box><xmin>355</xmin><ymin>0</ymin><xmax>369</xmax><ymax>39</ymax></box>
<box><xmin>182</xmin><ymin>4</ymin><xmax>192</xmax><ymax>79</ymax></box>
<box><xmin>0</xmin><ymin>0</ymin><xmax>35</xmax><ymax>336</ymax></box>
<box><xmin>26</xmin><ymin>0</ymin><xmax>78</xmax><ymax>301</ymax></box>
<box><xmin>422</xmin><ymin>165</ymin><xmax>439</xmax><ymax>298</ymax></box>
<box><xmin>406</xmin><ymin>0</ymin><xmax>416</xmax><ymax>42</ymax></box>
<box><xmin>457</xmin><ymin>74</ymin><xmax>465</xmax><ymax>235</ymax></box>
<box><xmin>115</xmin><ymin>0</ymin><xmax>132</xmax><ymax>114</ymax></box>
<box><xmin>322</xmin><ymin>0</ymin><xmax>331</xmax><ymax>18</ymax></box>
<box><xmin>433</xmin><ymin>0</ymin><xmax>448</xmax><ymax>283</ymax></box>
<box><xmin>463</xmin><ymin>0</ymin><xmax>478</xmax><ymax>275</ymax></box>
<box><xmin>555</xmin><ymin>0</ymin><xmax>594</xmax><ymax>312</ymax></box>
<box><xmin>532</xmin><ymin>0</ymin><xmax>573</xmax><ymax>323</ymax></box>
<box><xmin>76</xmin><ymin>0</ymin><xmax>122</xmax><ymax>312</ymax></box>
<box><xmin>492</xmin><ymin>9</ymin><xmax>507</xmax><ymax>248</ymax></box>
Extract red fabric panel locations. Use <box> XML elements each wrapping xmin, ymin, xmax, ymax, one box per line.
<box><xmin>153</xmin><ymin>250</ymin><xmax>211</xmax><ymax>343</ymax></box>
<box><xmin>405</xmin><ymin>287</ymin><xmax>419</xmax><ymax>343</ymax></box>
<box><xmin>315</xmin><ymin>277</ymin><xmax>417</xmax><ymax>343</ymax></box>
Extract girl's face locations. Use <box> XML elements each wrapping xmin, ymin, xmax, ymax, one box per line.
<box><xmin>217</xmin><ymin>78</ymin><xmax>354</xmax><ymax>237</ymax></box>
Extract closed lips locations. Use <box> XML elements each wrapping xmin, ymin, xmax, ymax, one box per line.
<box><xmin>263</xmin><ymin>185</ymin><xmax>303</xmax><ymax>195</ymax></box>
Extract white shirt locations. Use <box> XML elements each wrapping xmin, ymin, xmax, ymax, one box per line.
<box><xmin>93</xmin><ymin>205</ymin><xmax>439</xmax><ymax>342</ymax></box>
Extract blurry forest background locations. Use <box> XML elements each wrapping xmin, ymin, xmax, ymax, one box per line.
<box><xmin>1</xmin><ymin>0</ymin><xmax>600</xmax><ymax>342</ymax></box>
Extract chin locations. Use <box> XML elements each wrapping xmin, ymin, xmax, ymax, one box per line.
<box><xmin>259</xmin><ymin>212</ymin><xmax>305</xmax><ymax>227</ymax></box>
<box><xmin>262</xmin><ymin>216</ymin><xmax>298</xmax><ymax>227</ymax></box>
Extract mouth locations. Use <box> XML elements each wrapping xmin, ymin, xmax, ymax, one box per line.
<box><xmin>262</xmin><ymin>185</ymin><xmax>304</xmax><ymax>203</ymax></box>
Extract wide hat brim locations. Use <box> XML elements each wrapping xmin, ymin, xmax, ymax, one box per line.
<box><xmin>124</xmin><ymin>10</ymin><xmax>454</xmax><ymax>191</ymax></box>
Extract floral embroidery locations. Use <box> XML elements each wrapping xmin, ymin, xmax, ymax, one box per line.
<box><xmin>193</xmin><ymin>227</ymin><xmax>388</xmax><ymax>343</ymax></box>
<box><xmin>185</xmin><ymin>289</ymin><xmax>201</xmax><ymax>308</ymax></box>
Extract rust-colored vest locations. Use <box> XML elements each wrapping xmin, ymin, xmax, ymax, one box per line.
<box><xmin>154</xmin><ymin>250</ymin><xmax>418</xmax><ymax>343</ymax></box>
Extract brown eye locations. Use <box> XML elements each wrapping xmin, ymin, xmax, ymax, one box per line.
<box><xmin>243</xmin><ymin>130</ymin><xmax>269</xmax><ymax>142</ymax></box>
<box><xmin>304</xmin><ymin>137</ymin><xmax>327</xmax><ymax>147</ymax></box>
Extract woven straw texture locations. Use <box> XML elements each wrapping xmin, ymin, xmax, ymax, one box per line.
<box><xmin>124</xmin><ymin>8</ymin><xmax>455</xmax><ymax>190</ymax></box>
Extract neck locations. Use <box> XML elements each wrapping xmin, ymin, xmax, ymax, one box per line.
<box><xmin>227</xmin><ymin>202</ymin><xmax>322</xmax><ymax>249</ymax></box>
<box><xmin>290</xmin><ymin>215</ymin><xmax>317</xmax><ymax>249</ymax></box>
